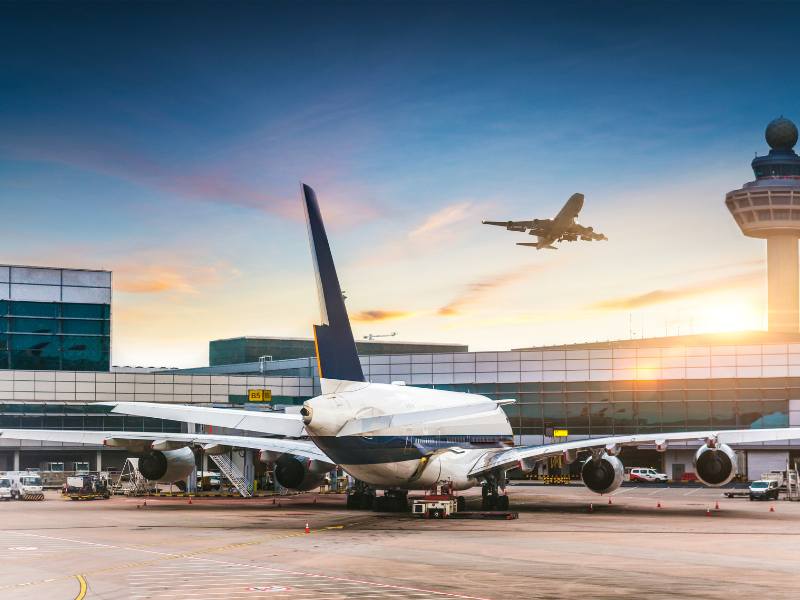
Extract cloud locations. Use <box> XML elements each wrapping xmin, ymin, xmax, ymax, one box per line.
<box><xmin>438</xmin><ymin>264</ymin><xmax>538</xmax><ymax>316</ymax></box>
<box><xmin>589</xmin><ymin>270</ymin><xmax>763</xmax><ymax>311</ymax></box>
<box><xmin>351</xmin><ymin>309</ymin><xmax>414</xmax><ymax>322</ymax></box>
<box><xmin>408</xmin><ymin>202</ymin><xmax>475</xmax><ymax>240</ymax></box>
<box><xmin>113</xmin><ymin>259</ymin><xmax>239</xmax><ymax>296</ymax></box>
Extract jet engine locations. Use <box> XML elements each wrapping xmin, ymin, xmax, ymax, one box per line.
<box><xmin>693</xmin><ymin>442</ymin><xmax>736</xmax><ymax>487</ymax></box>
<box><xmin>273</xmin><ymin>455</ymin><xmax>329</xmax><ymax>491</ymax></box>
<box><xmin>138</xmin><ymin>447</ymin><xmax>196</xmax><ymax>483</ymax></box>
<box><xmin>581</xmin><ymin>453</ymin><xmax>624</xmax><ymax>494</ymax></box>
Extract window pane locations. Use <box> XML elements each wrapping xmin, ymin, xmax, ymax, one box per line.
<box><xmin>11</xmin><ymin>317</ymin><xmax>58</xmax><ymax>334</ymax></box>
<box><xmin>61</xmin><ymin>335</ymin><xmax>109</xmax><ymax>371</ymax></box>
<box><xmin>686</xmin><ymin>401</ymin><xmax>711</xmax><ymax>429</ymax></box>
<box><xmin>613</xmin><ymin>402</ymin><xmax>636</xmax><ymax>434</ymax></box>
<box><xmin>758</xmin><ymin>400</ymin><xmax>788</xmax><ymax>428</ymax></box>
<box><xmin>637</xmin><ymin>402</ymin><xmax>660</xmax><ymax>429</ymax></box>
<box><xmin>10</xmin><ymin>301</ymin><xmax>58</xmax><ymax>317</ymax></box>
<box><xmin>711</xmin><ymin>402</ymin><xmax>736</xmax><ymax>428</ymax></box>
<box><xmin>590</xmin><ymin>402</ymin><xmax>613</xmax><ymax>432</ymax></box>
<box><xmin>661</xmin><ymin>401</ymin><xmax>686</xmax><ymax>430</ymax></box>
<box><xmin>61</xmin><ymin>303</ymin><xmax>108</xmax><ymax>319</ymax></box>
<box><xmin>737</xmin><ymin>401</ymin><xmax>763</xmax><ymax>428</ymax></box>
<box><xmin>519</xmin><ymin>403</ymin><xmax>542</xmax><ymax>430</ymax></box>
<box><xmin>9</xmin><ymin>334</ymin><xmax>60</xmax><ymax>369</ymax></box>
<box><xmin>62</xmin><ymin>319</ymin><xmax>108</xmax><ymax>335</ymax></box>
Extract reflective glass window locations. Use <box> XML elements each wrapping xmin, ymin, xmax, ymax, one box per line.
<box><xmin>686</xmin><ymin>401</ymin><xmax>711</xmax><ymax>428</ymax></box>
<box><xmin>661</xmin><ymin>401</ymin><xmax>686</xmax><ymax>430</ymax></box>
<box><xmin>497</xmin><ymin>383</ymin><xmax>519</xmax><ymax>394</ymax></box>
<box><xmin>10</xmin><ymin>301</ymin><xmax>58</xmax><ymax>317</ymax></box>
<box><xmin>519</xmin><ymin>403</ymin><xmax>542</xmax><ymax>430</ymax></box>
<box><xmin>737</xmin><ymin>401</ymin><xmax>763</xmax><ymax>428</ymax></box>
<box><xmin>0</xmin><ymin>317</ymin><xmax>6</xmax><ymax>333</ymax></box>
<box><xmin>542</xmin><ymin>382</ymin><xmax>564</xmax><ymax>392</ymax></box>
<box><xmin>103</xmin><ymin>416</ymin><xmax>124</xmax><ymax>430</ymax></box>
<box><xmin>11</xmin><ymin>317</ymin><xmax>58</xmax><ymax>334</ymax></box>
<box><xmin>502</xmin><ymin>403</ymin><xmax>519</xmax><ymax>430</ymax></box>
<box><xmin>542</xmin><ymin>402</ymin><xmax>565</xmax><ymax>428</ymax></box>
<box><xmin>62</xmin><ymin>335</ymin><xmax>109</xmax><ymax>371</ymax></box>
<box><xmin>613</xmin><ymin>402</ymin><xmax>636</xmax><ymax>434</ymax></box>
<box><xmin>61</xmin><ymin>320</ymin><xmax>108</xmax><ymax>335</ymax></box>
<box><xmin>589</xmin><ymin>403</ymin><xmax>613</xmax><ymax>432</ymax></box>
<box><xmin>43</xmin><ymin>416</ymin><xmax>63</xmax><ymax>429</ymax></box>
<box><xmin>123</xmin><ymin>416</ymin><xmax>144</xmax><ymax>431</ymax></box>
<box><xmin>63</xmin><ymin>416</ymin><xmax>83</xmax><ymax>429</ymax></box>
<box><xmin>61</xmin><ymin>303</ymin><xmax>109</xmax><ymax>319</ymax></box>
<box><xmin>0</xmin><ymin>300</ymin><xmax>7</xmax><ymax>315</ymax></box>
<box><xmin>9</xmin><ymin>334</ymin><xmax>60</xmax><ymax>369</ymax></box>
<box><xmin>637</xmin><ymin>402</ymin><xmax>660</xmax><ymax>429</ymax></box>
<box><xmin>566</xmin><ymin>402</ymin><xmax>590</xmax><ymax>433</ymax></box>
<box><xmin>758</xmin><ymin>400</ymin><xmax>788</xmax><ymax>428</ymax></box>
<box><xmin>711</xmin><ymin>402</ymin><xmax>736</xmax><ymax>428</ymax></box>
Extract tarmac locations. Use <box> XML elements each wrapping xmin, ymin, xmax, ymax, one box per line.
<box><xmin>1</xmin><ymin>484</ymin><xmax>799</xmax><ymax>599</ymax></box>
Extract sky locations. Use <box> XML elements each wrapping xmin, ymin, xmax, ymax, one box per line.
<box><xmin>1</xmin><ymin>1</ymin><xmax>799</xmax><ymax>368</ymax></box>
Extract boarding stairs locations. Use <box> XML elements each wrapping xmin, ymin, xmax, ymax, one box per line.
<box><xmin>112</xmin><ymin>458</ymin><xmax>150</xmax><ymax>496</ymax></box>
<box><xmin>209</xmin><ymin>454</ymin><xmax>252</xmax><ymax>498</ymax></box>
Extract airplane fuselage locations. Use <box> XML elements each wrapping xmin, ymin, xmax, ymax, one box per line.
<box><xmin>302</xmin><ymin>381</ymin><xmax>513</xmax><ymax>490</ymax></box>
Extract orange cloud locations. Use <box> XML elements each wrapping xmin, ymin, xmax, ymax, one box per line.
<box><xmin>590</xmin><ymin>270</ymin><xmax>763</xmax><ymax>310</ymax></box>
<box><xmin>351</xmin><ymin>310</ymin><xmax>413</xmax><ymax>322</ymax></box>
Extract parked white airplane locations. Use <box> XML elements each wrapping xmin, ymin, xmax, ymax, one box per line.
<box><xmin>4</xmin><ymin>183</ymin><xmax>800</xmax><ymax>510</ymax></box>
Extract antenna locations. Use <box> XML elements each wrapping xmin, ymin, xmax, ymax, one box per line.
<box><xmin>363</xmin><ymin>332</ymin><xmax>398</xmax><ymax>341</ymax></box>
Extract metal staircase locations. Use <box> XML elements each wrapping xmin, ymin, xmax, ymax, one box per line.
<box><xmin>209</xmin><ymin>454</ymin><xmax>252</xmax><ymax>498</ymax></box>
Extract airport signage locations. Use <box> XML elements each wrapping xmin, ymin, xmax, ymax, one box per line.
<box><xmin>546</xmin><ymin>428</ymin><xmax>568</xmax><ymax>437</ymax></box>
<box><xmin>248</xmin><ymin>389</ymin><xmax>272</xmax><ymax>402</ymax></box>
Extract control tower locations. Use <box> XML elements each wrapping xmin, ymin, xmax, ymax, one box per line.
<box><xmin>726</xmin><ymin>117</ymin><xmax>800</xmax><ymax>332</ymax></box>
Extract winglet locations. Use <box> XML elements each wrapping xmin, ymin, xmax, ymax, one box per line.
<box><xmin>302</xmin><ymin>184</ymin><xmax>365</xmax><ymax>383</ymax></box>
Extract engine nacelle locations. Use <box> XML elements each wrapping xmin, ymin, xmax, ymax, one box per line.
<box><xmin>693</xmin><ymin>443</ymin><xmax>736</xmax><ymax>487</ymax></box>
<box><xmin>138</xmin><ymin>447</ymin><xmax>195</xmax><ymax>483</ymax></box>
<box><xmin>274</xmin><ymin>455</ymin><xmax>328</xmax><ymax>491</ymax></box>
<box><xmin>581</xmin><ymin>453</ymin><xmax>624</xmax><ymax>494</ymax></box>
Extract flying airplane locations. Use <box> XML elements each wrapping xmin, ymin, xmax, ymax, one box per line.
<box><xmin>483</xmin><ymin>192</ymin><xmax>607</xmax><ymax>249</ymax></box>
<box><xmin>4</xmin><ymin>184</ymin><xmax>800</xmax><ymax>512</ymax></box>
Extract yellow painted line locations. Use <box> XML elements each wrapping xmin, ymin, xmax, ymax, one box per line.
<box><xmin>74</xmin><ymin>574</ymin><xmax>87</xmax><ymax>600</ymax></box>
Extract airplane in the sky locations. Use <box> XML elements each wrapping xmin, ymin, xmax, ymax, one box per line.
<box><xmin>4</xmin><ymin>184</ymin><xmax>800</xmax><ymax>512</ymax></box>
<box><xmin>483</xmin><ymin>192</ymin><xmax>607</xmax><ymax>249</ymax></box>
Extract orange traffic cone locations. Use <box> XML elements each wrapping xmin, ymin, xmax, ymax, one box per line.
<box><xmin>657</xmin><ymin>501</ymin><xmax>662</xmax><ymax>509</ymax></box>
<box><xmin>715</xmin><ymin>501</ymin><xmax>719</xmax><ymax>510</ymax></box>
<box><xmin>770</xmin><ymin>505</ymin><xmax>775</xmax><ymax>512</ymax></box>
<box><xmin>143</xmin><ymin>499</ymin><xmax>147</xmax><ymax>507</ymax></box>
<box><xmin>188</xmin><ymin>497</ymin><xmax>193</xmax><ymax>505</ymax></box>
<box><xmin>304</xmin><ymin>522</ymin><xmax>310</xmax><ymax>534</ymax></box>
<box><xmin>706</xmin><ymin>507</ymin><xmax>711</xmax><ymax>517</ymax></box>
<box><xmin>608</xmin><ymin>498</ymin><xmax>612</xmax><ymax>505</ymax></box>
<box><xmin>588</xmin><ymin>503</ymin><xmax>594</xmax><ymax>513</ymax></box>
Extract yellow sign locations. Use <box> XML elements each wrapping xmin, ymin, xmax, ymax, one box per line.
<box><xmin>248</xmin><ymin>389</ymin><xmax>272</xmax><ymax>402</ymax></box>
<box><xmin>553</xmin><ymin>429</ymin><xmax>569</xmax><ymax>437</ymax></box>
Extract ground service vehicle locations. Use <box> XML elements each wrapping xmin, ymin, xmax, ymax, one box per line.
<box><xmin>749</xmin><ymin>479</ymin><xmax>779</xmax><ymax>500</ymax></box>
<box><xmin>627</xmin><ymin>468</ymin><xmax>668</xmax><ymax>483</ymax></box>
<box><xmin>9</xmin><ymin>471</ymin><xmax>44</xmax><ymax>500</ymax></box>
<box><xmin>64</xmin><ymin>475</ymin><xmax>110</xmax><ymax>500</ymax></box>
<box><xmin>0</xmin><ymin>477</ymin><xmax>11</xmax><ymax>500</ymax></box>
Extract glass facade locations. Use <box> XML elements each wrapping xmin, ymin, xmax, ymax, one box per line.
<box><xmin>0</xmin><ymin>402</ymin><xmax>180</xmax><ymax>433</ymax></box>
<box><xmin>0</xmin><ymin>265</ymin><xmax>112</xmax><ymax>372</ymax></box>
<box><xmin>0</xmin><ymin>301</ymin><xmax>110</xmax><ymax>371</ymax></box>
<box><xmin>418</xmin><ymin>379</ymin><xmax>791</xmax><ymax>437</ymax></box>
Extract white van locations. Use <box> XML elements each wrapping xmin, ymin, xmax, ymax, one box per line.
<box><xmin>9</xmin><ymin>471</ymin><xmax>44</xmax><ymax>500</ymax></box>
<box><xmin>0</xmin><ymin>476</ymin><xmax>11</xmax><ymax>500</ymax></box>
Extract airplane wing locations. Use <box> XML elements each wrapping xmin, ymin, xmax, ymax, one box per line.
<box><xmin>0</xmin><ymin>429</ymin><xmax>332</xmax><ymax>463</ymax></box>
<box><xmin>467</xmin><ymin>427</ymin><xmax>800</xmax><ymax>476</ymax></box>
<box><xmin>97</xmin><ymin>402</ymin><xmax>306</xmax><ymax>438</ymax></box>
<box><xmin>482</xmin><ymin>220</ymin><xmax>534</xmax><ymax>232</ymax></box>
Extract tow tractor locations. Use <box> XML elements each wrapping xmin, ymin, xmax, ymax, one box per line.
<box><xmin>411</xmin><ymin>482</ymin><xmax>517</xmax><ymax>519</ymax></box>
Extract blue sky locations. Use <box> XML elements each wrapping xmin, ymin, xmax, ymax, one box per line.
<box><xmin>1</xmin><ymin>1</ymin><xmax>799</xmax><ymax>366</ymax></box>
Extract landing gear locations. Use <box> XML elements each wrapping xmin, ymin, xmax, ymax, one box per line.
<box><xmin>375</xmin><ymin>489</ymin><xmax>410</xmax><ymax>512</ymax></box>
<box><xmin>346</xmin><ymin>480</ymin><xmax>376</xmax><ymax>510</ymax></box>
<box><xmin>481</xmin><ymin>479</ymin><xmax>509</xmax><ymax>511</ymax></box>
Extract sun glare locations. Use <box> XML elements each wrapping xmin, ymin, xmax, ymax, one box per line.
<box><xmin>693</xmin><ymin>297</ymin><xmax>763</xmax><ymax>333</ymax></box>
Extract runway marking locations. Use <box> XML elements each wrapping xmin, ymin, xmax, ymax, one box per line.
<box><xmin>683</xmin><ymin>488</ymin><xmax>702</xmax><ymax>496</ymax></box>
<box><xmin>73</xmin><ymin>574</ymin><xmax>87</xmax><ymax>600</ymax></box>
<box><xmin>611</xmin><ymin>486</ymin><xmax>637</xmax><ymax>496</ymax></box>
<box><xmin>0</xmin><ymin>529</ymin><xmax>490</xmax><ymax>599</ymax></box>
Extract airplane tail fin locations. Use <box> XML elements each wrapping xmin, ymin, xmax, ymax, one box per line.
<box><xmin>302</xmin><ymin>184</ymin><xmax>365</xmax><ymax>384</ymax></box>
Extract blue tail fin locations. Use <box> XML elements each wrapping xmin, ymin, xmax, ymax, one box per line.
<box><xmin>302</xmin><ymin>184</ymin><xmax>365</xmax><ymax>382</ymax></box>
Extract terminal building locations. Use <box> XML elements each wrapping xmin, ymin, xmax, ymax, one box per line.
<box><xmin>2</xmin><ymin>118</ymin><xmax>800</xmax><ymax>482</ymax></box>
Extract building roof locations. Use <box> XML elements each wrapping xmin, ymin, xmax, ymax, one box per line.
<box><xmin>513</xmin><ymin>330</ymin><xmax>800</xmax><ymax>351</ymax></box>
